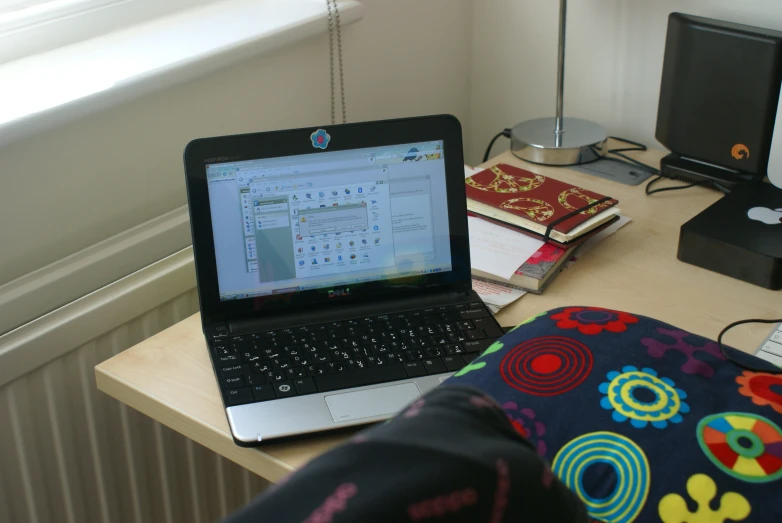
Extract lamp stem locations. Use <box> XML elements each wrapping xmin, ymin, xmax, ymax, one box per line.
<box><xmin>555</xmin><ymin>0</ymin><xmax>567</xmax><ymax>146</ymax></box>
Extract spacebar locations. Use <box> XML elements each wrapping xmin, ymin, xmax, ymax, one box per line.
<box><xmin>315</xmin><ymin>364</ymin><xmax>408</xmax><ymax>392</ymax></box>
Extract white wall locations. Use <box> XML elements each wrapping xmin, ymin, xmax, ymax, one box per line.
<box><xmin>0</xmin><ymin>0</ymin><xmax>473</xmax><ymax>287</ymax></box>
<box><xmin>467</xmin><ymin>0</ymin><xmax>782</xmax><ymax>165</ymax></box>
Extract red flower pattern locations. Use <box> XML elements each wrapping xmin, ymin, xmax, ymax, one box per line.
<box><xmin>526</xmin><ymin>243</ymin><xmax>565</xmax><ymax>265</ymax></box>
<box><xmin>551</xmin><ymin>307</ymin><xmax>639</xmax><ymax>335</ymax></box>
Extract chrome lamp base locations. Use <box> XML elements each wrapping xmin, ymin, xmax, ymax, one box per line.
<box><xmin>510</xmin><ymin>117</ymin><xmax>608</xmax><ymax>166</ymax></box>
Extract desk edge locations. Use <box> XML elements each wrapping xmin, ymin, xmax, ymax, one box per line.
<box><xmin>94</xmin><ymin>363</ymin><xmax>294</xmax><ymax>483</ymax></box>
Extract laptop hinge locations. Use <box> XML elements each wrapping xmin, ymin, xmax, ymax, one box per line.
<box><xmin>227</xmin><ymin>289</ymin><xmax>474</xmax><ymax>334</ymax></box>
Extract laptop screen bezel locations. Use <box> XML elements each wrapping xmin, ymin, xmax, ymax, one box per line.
<box><xmin>183</xmin><ymin>115</ymin><xmax>471</xmax><ymax>327</ymax></box>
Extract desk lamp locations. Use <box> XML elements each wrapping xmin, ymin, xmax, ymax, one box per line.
<box><xmin>511</xmin><ymin>0</ymin><xmax>607</xmax><ymax>166</ymax></box>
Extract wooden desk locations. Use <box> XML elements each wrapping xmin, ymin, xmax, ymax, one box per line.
<box><xmin>96</xmin><ymin>145</ymin><xmax>778</xmax><ymax>483</ymax></box>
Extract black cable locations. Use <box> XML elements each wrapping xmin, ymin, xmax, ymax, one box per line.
<box><xmin>606</xmin><ymin>136</ymin><xmax>661</xmax><ymax>175</ymax></box>
<box><xmin>483</xmin><ymin>128</ymin><xmax>512</xmax><ymax>163</ymax></box>
<box><xmin>607</xmin><ymin>136</ymin><xmax>732</xmax><ymax>196</ymax></box>
<box><xmin>644</xmin><ymin>175</ymin><xmax>730</xmax><ymax>196</ymax></box>
<box><xmin>718</xmin><ymin>319</ymin><xmax>782</xmax><ymax>373</ymax></box>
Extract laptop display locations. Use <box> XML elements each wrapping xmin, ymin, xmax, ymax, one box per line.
<box><xmin>205</xmin><ymin>141</ymin><xmax>453</xmax><ymax>301</ymax></box>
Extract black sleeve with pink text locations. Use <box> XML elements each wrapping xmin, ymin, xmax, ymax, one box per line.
<box><xmin>222</xmin><ymin>385</ymin><xmax>588</xmax><ymax>523</ymax></box>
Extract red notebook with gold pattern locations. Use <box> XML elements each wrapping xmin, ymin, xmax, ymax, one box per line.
<box><xmin>465</xmin><ymin>164</ymin><xmax>620</xmax><ymax>243</ymax></box>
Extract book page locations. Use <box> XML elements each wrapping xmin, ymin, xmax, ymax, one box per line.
<box><xmin>468</xmin><ymin>216</ymin><xmax>544</xmax><ymax>280</ymax></box>
<box><xmin>473</xmin><ymin>278</ymin><xmax>527</xmax><ymax>307</ymax></box>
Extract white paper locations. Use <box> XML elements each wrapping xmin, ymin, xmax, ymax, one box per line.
<box><xmin>473</xmin><ymin>278</ymin><xmax>527</xmax><ymax>307</ymax></box>
<box><xmin>486</xmin><ymin>303</ymin><xmax>502</xmax><ymax>314</ymax></box>
<box><xmin>566</xmin><ymin>214</ymin><xmax>632</xmax><ymax>267</ymax></box>
<box><xmin>468</xmin><ymin>216</ymin><xmax>544</xmax><ymax>280</ymax></box>
<box><xmin>464</xmin><ymin>164</ymin><xmax>483</xmax><ymax>179</ymax></box>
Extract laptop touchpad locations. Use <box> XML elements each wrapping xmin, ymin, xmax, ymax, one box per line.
<box><xmin>325</xmin><ymin>383</ymin><xmax>421</xmax><ymax>423</ymax></box>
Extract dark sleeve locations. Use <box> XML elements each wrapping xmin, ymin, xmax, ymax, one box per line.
<box><xmin>223</xmin><ymin>385</ymin><xmax>588</xmax><ymax>523</ymax></box>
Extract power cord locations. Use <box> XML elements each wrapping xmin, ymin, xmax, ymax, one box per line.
<box><xmin>606</xmin><ymin>137</ymin><xmax>732</xmax><ymax>196</ymax></box>
<box><xmin>480</xmin><ymin>132</ymin><xmax>731</xmax><ymax>195</ymax></box>
<box><xmin>718</xmin><ymin>319</ymin><xmax>782</xmax><ymax>374</ymax></box>
<box><xmin>606</xmin><ymin>136</ymin><xmax>660</xmax><ymax>175</ymax></box>
<box><xmin>483</xmin><ymin>128</ymin><xmax>511</xmax><ymax>163</ymax></box>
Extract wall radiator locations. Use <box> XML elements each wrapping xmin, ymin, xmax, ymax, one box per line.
<box><xmin>0</xmin><ymin>247</ymin><xmax>268</xmax><ymax>523</ymax></box>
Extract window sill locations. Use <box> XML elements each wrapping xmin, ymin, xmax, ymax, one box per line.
<box><xmin>0</xmin><ymin>0</ymin><xmax>364</xmax><ymax>147</ymax></box>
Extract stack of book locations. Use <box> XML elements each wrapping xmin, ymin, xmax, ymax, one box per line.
<box><xmin>466</xmin><ymin>163</ymin><xmax>621</xmax><ymax>295</ymax></box>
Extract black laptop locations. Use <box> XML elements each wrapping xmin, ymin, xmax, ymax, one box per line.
<box><xmin>183</xmin><ymin>115</ymin><xmax>503</xmax><ymax>445</ymax></box>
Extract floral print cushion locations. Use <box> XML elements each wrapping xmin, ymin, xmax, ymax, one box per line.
<box><xmin>447</xmin><ymin>306</ymin><xmax>782</xmax><ymax>523</ymax></box>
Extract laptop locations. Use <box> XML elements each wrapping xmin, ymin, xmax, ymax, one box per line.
<box><xmin>183</xmin><ymin>115</ymin><xmax>504</xmax><ymax>445</ymax></box>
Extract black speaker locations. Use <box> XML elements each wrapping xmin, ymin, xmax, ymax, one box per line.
<box><xmin>656</xmin><ymin>13</ymin><xmax>782</xmax><ymax>187</ymax></box>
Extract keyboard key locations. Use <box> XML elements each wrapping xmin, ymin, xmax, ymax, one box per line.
<box><xmin>307</xmin><ymin>365</ymin><xmax>327</xmax><ymax>376</ymax></box>
<box><xmin>466</xmin><ymin>329</ymin><xmax>486</xmax><ymax>341</ymax></box>
<box><xmin>315</xmin><ymin>363</ymin><xmax>408</xmax><ymax>392</ymax></box>
<box><xmin>294</xmin><ymin>378</ymin><xmax>318</xmax><ymax>395</ymax></box>
<box><xmin>459</xmin><ymin>309</ymin><xmax>489</xmax><ymax>320</ymax></box>
<box><xmin>384</xmin><ymin>352</ymin><xmax>404</xmax><ymax>364</ymax></box>
<box><xmin>217</xmin><ymin>354</ymin><xmax>240</xmax><ymax>365</ymax></box>
<box><xmin>472</xmin><ymin>318</ymin><xmax>504</xmax><ymax>338</ymax></box>
<box><xmin>251</xmin><ymin>384</ymin><xmax>276</xmax><ymax>402</ymax></box>
<box><xmin>446</xmin><ymin>332</ymin><xmax>467</xmax><ymax>343</ymax></box>
<box><xmin>423</xmin><ymin>358</ymin><xmax>447</xmax><ymax>374</ymax></box>
<box><xmin>442</xmin><ymin>356</ymin><xmax>464</xmax><ymax>372</ymax></box>
<box><xmin>274</xmin><ymin>381</ymin><xmax>297</xmax><ymax>399</ymax></box>
<box><xmin>457</xmin><ymin>320</ymin><xmax>474</xmax><ymax>331</ymax></box>
<box><xmin>403</xmin><ymin>361</ymin><xmax>427</xmax><ymax>378</ymax></box>
<box><xmin>250</xmin><ymin>361</ymin><xmax>271</xmax><ymax>373</ymax></box>
<box><xmin>762</xmin><ymin>341</ymin><xmax>782</xmax><ymax>357</ymax></box>
<box><xmin>291</xmin><ymin>355</ymin><xmax>311</xmax><ymax>367</ymax></box>
<box><xmin>411</xmin><ymin>338</ymin><xmax>428</xmax><ymax>349</ymax></box>
<box><xmin>428</xmin><ymin>335</ymin><xmax>448</xmax><ymax>345</ymax></box>
<box><xmin>222</xmin><ymin>375</ymin><xmax>245</xmax><ymax>389</ymax></box>
<box><xmin>264</xmin><ymin>371</ymin><xmax>286</xmax><ymax>382</ymax></box>
<box><xmin>445</xmin><ymin>344</ymin><xmax>465</xmax><ymax>355</ymax></box>
<box><xmin>226</xmin><ymin>387</ymin><xmax>254</xmax><ymax>406</ymax></box>
<box><xmin>219</xmin><ymin>364</ymin><xmax>248</xmax><ymax>377</ymax></box>
<box><xmin>214</xmin><ymin>345</ymin><xmax>233</xmax><ymax>357</ymax></box>
<box><xmin>286</xmin><ymin>367</ymin><xmax>306</xmax><ymax>379</ymax></box>
<box><xmin>327</xmin><ymin>362</ymin><xmax>347</xmax><ymax>373</ymax></box>
<box><xmin>425</xmin><ymin>347</ymin><xmax>445</xmax><ymax>358</ymax></box>
<box><xmin>462</xmin><ymin>339</ymin><xmax>495</xmax><ymax>353</ymax></box>
<box><xmin>271</xmin><ymin>358</ymin><xmax>290</xmax><ymax>369</ymax></box>
<box><xmin>405</xmin><ymin>350</ymin><xmax>425</xmax><ymax>361</ymax></box>
<box><xmin>461</xmin><ymin>352</ymin><xmax>480</xmax><ymax>364</ymax></box>
<box><xmin>419</xmin><ymin>325</ymin><xmax>442</xmax><ymax>336</ymax></box>
<box><xmin>468</xmin><ymin>302</ymin><xmax>483</xmax><ymax>309</ymax></box>
<box><xmin>241</xmin><ymin>351</ymin><xmax>263</xmax><ymax>363</ymax></box>
<box><xmin>349</xmin><ymin>358</ymin><xmax>368</xmax><ymax>371</ymax></box>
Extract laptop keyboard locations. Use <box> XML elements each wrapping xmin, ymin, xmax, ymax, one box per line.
<box><xmin>210</xmin><ymin>302</ymin><xmax>503</xmax><ymax>406</ymax></box>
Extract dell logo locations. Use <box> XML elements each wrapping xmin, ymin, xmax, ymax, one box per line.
<box><xmin>731</xmin><ymin>143</ymin><xmax>750</xmax><ymax>160</ymax></box>
<box><xmin>328</xmin><ymin>287</ymin><xmax>351</xmax><ymax>298</ymax></box>
<box><xmin>748</xmin><ymin>207</ymin><xmax>782</xmax><ymax>225</ymax></box>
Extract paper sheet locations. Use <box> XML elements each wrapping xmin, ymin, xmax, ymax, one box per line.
<box><xmin>567</xmin><ymin>215</ymin><xmax>632</xmax><ymax>267</ymax></box>
<box><xmin>464</xmin><ymin>164</ymin><xmax>483</xmax><ymax>179</ymax></box>
<box><xmin>473</xmin><ymin>278</ymin><xmax>527</xmax><ymax>307</ymax></box>
<box><xmin>486</xmin><ymin>303</ymin><xmax>502</xmax><ymax>314</ymax></box>
<box><xmin>468</xmin><ymin>216</ymin><xmax>545</xmax><ymax>280</ymax></box>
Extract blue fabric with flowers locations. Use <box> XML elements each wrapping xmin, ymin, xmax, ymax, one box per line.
<box><xmin>447</xmin><ymin>306</ymin><xmax>782</xmax><ymax>523</ymax></box>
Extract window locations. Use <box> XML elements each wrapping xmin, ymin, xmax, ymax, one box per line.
<box><xmin>0</xmin><ymin>0</ymin><xmax>223</xmax><ymax>63</ymax></box>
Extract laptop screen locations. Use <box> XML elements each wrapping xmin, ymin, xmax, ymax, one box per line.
<box><xmin>205</xmin><ymin>141</ymin><xmax>453</xmax><ymax>301</ymax></box>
